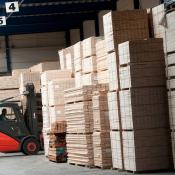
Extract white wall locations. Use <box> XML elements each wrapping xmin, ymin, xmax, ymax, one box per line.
<box><xmin>9</xmin><ymin>32</ymin><xmax>66</xmax><ymax>70</ymax></box>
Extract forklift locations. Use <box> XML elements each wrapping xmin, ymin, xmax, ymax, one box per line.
<box><xmin>0</xmin><ymin>83</ymin><xmax>41</xmax><ymax>155</ymax></box>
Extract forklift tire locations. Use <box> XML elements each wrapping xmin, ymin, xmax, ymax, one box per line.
<box><xmin>22</xmin><ymin>138</ymin><xmax>40</xmax><ymax>155</ymax></box>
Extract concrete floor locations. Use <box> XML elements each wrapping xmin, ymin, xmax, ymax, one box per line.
<box><xmin>0</xmin><ymin>153</ymin><xmax>174</xmax><ymax>175</ymax></box>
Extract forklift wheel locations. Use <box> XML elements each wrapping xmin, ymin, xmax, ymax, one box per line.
<box><xmin>22</xmin><ymin>138</ymin><xmax>40</xmax><ymax>155</ymax></box>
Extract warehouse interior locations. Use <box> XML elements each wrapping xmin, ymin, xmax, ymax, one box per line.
<box><xmin>0</xmin><ymin>0</ymin><xmax>175</xmax><ymax>175</ymax></box>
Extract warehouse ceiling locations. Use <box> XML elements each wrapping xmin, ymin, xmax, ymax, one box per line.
<box><xmin>0</xmin><ymin>0</ymin><xmax>116</xmax><ymax>35</ymax></box>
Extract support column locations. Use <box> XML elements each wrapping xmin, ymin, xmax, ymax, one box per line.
<box><xmin>5</xmin><ymin>35</ymin><xmax>11</xmax><ymax>73</ymax></box>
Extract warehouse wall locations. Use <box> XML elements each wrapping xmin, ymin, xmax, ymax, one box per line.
<box><xmin>140</xmin><ymin>0</ymin><xmax>160</xmax><ymax>9</ymax></box>
<box><xmin>117</xmin><ymin>0</ymin><xmax>161</xmax><ymax>10</ymax></box>
<box><xmin>9</xmin><ymin>32</ymin><xmax>66</xmax><ymax>70</ymax></box>
<box><xmin>117</xmin><ymin>0</ymin><xmax>134</xmax><ymax>10</ymax></box>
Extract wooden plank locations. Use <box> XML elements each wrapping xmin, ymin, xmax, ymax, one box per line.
<box><xmin>66</xmin><ymin>134</ymin><xmax>94</xmax><ymax>166</ymax></box>
<box><xmin>119</xmin><ymin>62</ymin><xmax>166</xmax><ymax>89</ymax></box>
<box><xmin>122</xmin><ymin>129</ymin><xmax>171</xmax><ymax>172</ymax></box>
<box><xmin>93</xmin><ymin>132</ymin><xmax>112</xmax><ymax>168</ymax></box>
<box><xmin>103</xmin><ymin>10</ymin><xmax>149</xmax><ymax>53</ymax></box>
<box><xmin>110</xmin><ymin>131</ymin><xmax>123</xmax><ymax>169</ymax></box>
<box><xmin>119</xmin><ymin>87</ymin><xmax>168</xmax><ymax>130</ymax></box>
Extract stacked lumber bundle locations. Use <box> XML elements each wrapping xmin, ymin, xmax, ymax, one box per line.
<box><xmin>92</xmin><ymin>90</ymin><xmax>112</xmax><ymax>168</ymax></box>
<box><xmin>103</xmin><ymin>10</ymin><xmax>149</xmax><ymax>53</ymax></box>
<box><xmin>41</xmin><ymin>70</ymin><xmax>72</xmax><ymax>156</ymax></box>
<box><xmin>118</xmin><ymin>39</ymin><xmax>171</xmax><ymax>172</ymax></box>
<box><xmin>0</xmin><ymin>76</ymin><xmax>20</xmax><ymax>103</ymax></box>
<box><xmin>66</xmin><ymin>134</ymin><xmax>93</xmax><ymax>166</ymax></box>
<box><xmin>48</xmin><ymin>121</ymin><xmax>67</xmax><ymax>163</ymax></box>
<box><xmin>172</xmin><ymin>132</ymin><xmax>175</xmax><ymax>168</ymax></box>
<box><xmin>96</xmin><ymin>38</ymin><xmax>108</xmax><ymax>85</ymax></box>
<box><xmin>165</xmin><ymin>11</ymin><xmax>175</xmax><ymax>53</ymax></box>
<box><xmin>58</xmin><ymin>47</ymin><xmax>74</xmax><ymax>74</ymax></box>
<box><xmin>103</xmin><ymin>9</ymin><xmax>149</xmax><ymax>170</ymax></box>
<box><xmin>74</xmin><ymin>42</ymin><xmax>83</xmax><ymax>87</ymax></box>
<box><xmin>152</xmin><ymin>4</ymin><xmax>175</xmax><ymax>167</ymax></box>
<box><xmin>29</xmin><ymin>61</ymin><xmax>59</xmax><ymax>73</ymax></box>
<box><xmin>65</xmin><ymin>85</ymin><xmax>108</xmax><ymax>167</ymax></box>
<box><xmin>122</xmin><ymin>129</ymin><xmax>171</xmax><ymax>172</ymax></box>
<box><xmin>19</xmin><ymin>72</ymin><xmax>41</xmax><ymax>93</ymax></box>
<box><xmin>48</xmin><ymin>78</ymin><xmax>75</xmax><ymax>125</ymax></box>
<box><xmin>82</xmin><ymin>37</ymin><xmax>97</xmax><ymax>86</ymax></box>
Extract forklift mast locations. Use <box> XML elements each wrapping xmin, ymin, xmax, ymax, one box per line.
<box><xmin>24</xmin><ymin>83</ymin><xmax>39</xmax><ymax>138</ymax></box>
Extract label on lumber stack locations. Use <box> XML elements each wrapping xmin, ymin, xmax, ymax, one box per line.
<box><xmin>122</xmin><ymin>129</ymin><xmax>171</xmax><ymax>172</ymax></box>
<box><xmin>93</xmin><ymin>132</ymin><xmax>112</xmax><ymax>168</ymax></box>
<box><xmin>103</xmin><ymin>10</ymin><xmax>149</xmax><ymax>53</ymax></box>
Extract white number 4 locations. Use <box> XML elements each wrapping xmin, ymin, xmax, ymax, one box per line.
<box><xmin>0</xmin><ymin>16</ymin><xmax>6</xmax><ymax>26</ymax></box>
<box><xmin>5</xmin><ymin>1</ymin><xmax>19</xmax><ymax>13</ymax></box>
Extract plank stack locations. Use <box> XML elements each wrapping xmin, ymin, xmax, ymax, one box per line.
<box><xmin>82</xmin><ymin>37</ymin><xmax>97</xmax><ymax>86</ymax></box>
<box><xmin>0</xmin><ymin>76</ymin><xmax>20</xmax><ymax>103</ymax></box>
<box><xmin>65</xmin><ymin>85</ymin><xmax>108</xmax><ymax>167</ymax></box>
<box><xmin>165</xmin><ymin>10</ymin><xmax>175</xmax><ymax>169</ymax></box>
<box><xmin>73</xmin><ymin>42</ymin><xmax>83</xmax><ymax>87</ymax></box>
<box><xmin>103</xmin><ymin>9</ymin><xmax>149</xmax><ymax>170</ymax></box>
<box><xmin>58</xmin><ymin>47</ymin><xmax>74</xmax><ymax>75</ymax></box>
<box><xmin>48</xmin><ymin>78</ymin><xmax>75</xmax><ymax>126</ymax></box>
<box><xmin>48</xmin><ymin>121</ymin><xmax>67</xmax><ymax>163</ymax></box>
<box><xmin>118</xmin><ymin>39</ymin><xmax>172</xmax><ymax>172</ymax></box>
<box><xmin>92</xmin><ymin>90</ymin><xmax>112</xmax><ymax>168</ymax></box>
<box><xmin>96</xmin><ymin>38</ymin><xmax>109</xmax><ymax>85</ymax></box>
<box><xmin>41</xmin><ymin>70</ymin><xmax>72</xmax><ymax>156</ymax></box>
